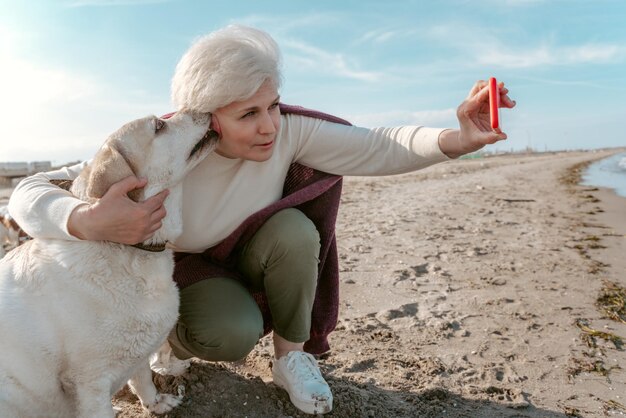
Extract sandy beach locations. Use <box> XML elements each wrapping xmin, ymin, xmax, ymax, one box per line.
<box><xmin>2</xmin><ymin>149</ymin><xmax>625</xmax><ymax>417</ymax></box>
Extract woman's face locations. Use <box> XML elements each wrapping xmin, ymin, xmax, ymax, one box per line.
<box><xmin>212</xmin><ymin>80</ymin><xmax>281</xmax><ymax>161</ymax></box>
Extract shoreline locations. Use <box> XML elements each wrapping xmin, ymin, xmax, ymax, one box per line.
<box><xmin>581</xmin><ymin>185</ymin><xmax>626</xmax><ymax>275</ymax></box>
<box><xmin>581</xmin><ymin>150</ymin><xmax>626</xmax><ymax>200</ymax></box>
<box><xmin>563</xmin><ymin>151</ymin><xmax>626</xmax><ymax>282</ymax></box>
<box><xmin>562</xmin><ymin>167</ymin><xmax>626</xmax><ymax>416</ymax></box>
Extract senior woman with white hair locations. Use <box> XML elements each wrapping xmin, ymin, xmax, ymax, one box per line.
<box><xmin>9</xmin><ymin>25</ymin><xmax>515</xmax><ymax>415</ymax></box>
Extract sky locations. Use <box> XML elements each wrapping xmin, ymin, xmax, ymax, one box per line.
<box><xmin>1</xmin><ymin>0</ymin><xmax>625</xmax><ymax>164</ymax></box>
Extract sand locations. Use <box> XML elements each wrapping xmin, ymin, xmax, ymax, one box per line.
<box><xmin>2</xmin><ymin>149</ymin><xmax>626</xmax><ymax>417</ymax></box>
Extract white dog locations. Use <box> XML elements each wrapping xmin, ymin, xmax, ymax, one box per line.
<box><xmin>0</xmin><ymin>206</ymin><xmax>23</xmax><ymax>256</ymax></box>
<box><xmin>0</xmin><ymin>222</ymin><xmax>7</xmax><ymax>258</ymax></box>
<box><xmin>0</xmin><ymin>110</ymin><xmax>217</xmax><ymax>417</ymax></box>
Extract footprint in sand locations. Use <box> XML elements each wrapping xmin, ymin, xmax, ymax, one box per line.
<box><xmin>480</xmin><ymin>276</ymin><xmax>508</xmax><ymax>286</ymax></box>
<box><xmin>376</xmin><ymin>303</ymin><xmax>418</xmax><ymax>322</ymax></box>
<box><xmin>481</xmin><ymin>386</ymin><xmax>529</xmax><ymax>408</ymax></box>
<box><xmin>392</xmin><ymin>263</ymin><xmax>450</xmax><ymax>286</ymax></box>
<box><xmin>344</xmin><ymin>358</ymin><xmax>377</xmax><ymax>373</ymax></box>
<box><xmin>483</xmin><ymin>362</ymin><xmax>528</xmax><ymax>384</ymax></box>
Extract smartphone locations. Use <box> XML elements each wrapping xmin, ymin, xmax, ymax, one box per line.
<box><xmin>489</xmin><ymin>77</ymin><xmax>501</xmax><ymax>133</ymax></box>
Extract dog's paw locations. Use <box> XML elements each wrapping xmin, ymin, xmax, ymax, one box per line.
<box><xmin>150</xmin><ymin>354</ymin><xmax>191</xmax><ymax>376</ymax></box>
<box><xmin>145</xmin><ymin>393</ymin><xmax>182</xmax><ymax>414</ymax></box>
<box><xmin>150</xmin><ymin>344</ymin><xmax>191</xmax><ymax>376</ymax></box>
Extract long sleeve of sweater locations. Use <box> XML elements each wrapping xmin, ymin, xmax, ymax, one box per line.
<box><xmin>288</xmin><ymin>114</ymin><xmax>450</xmax><ymax>176</ymax></box>
<box><xmin>8</xmin><ymin>161</ymin><xmax>89</xmax><ymax>241</ymax></box>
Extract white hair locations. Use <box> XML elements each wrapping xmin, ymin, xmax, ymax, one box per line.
<box><xmin>171</xmin><ymin>25</ymin><xmax>282</xmax><ymax>113</ymax></box>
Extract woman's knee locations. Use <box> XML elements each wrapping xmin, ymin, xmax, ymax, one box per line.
<box><xmin>238</xmin><ymin>208</ymin><xmax>321</xmax><ymax>293</ymax></box>
<box><xmin>172</xmin><ymin>277</ymin><xmax>264</xmax><ymax>362</ymax></box>
<box><xmin>172</xmin><ymin>318</ymin><xmax>263</xmax><ymax>362</ymax></box>
<box><xmin>263</xmin><ymin>208</ymin><xmax>321</xmax><ymax>255</ymax></box>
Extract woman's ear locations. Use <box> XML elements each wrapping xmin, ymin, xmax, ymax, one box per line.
<box><xmin>210</xmin><ymin>114</ymin><xmax>222</xmax><ymax>136</ymax></box>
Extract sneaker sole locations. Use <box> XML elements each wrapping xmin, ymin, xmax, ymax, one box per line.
<box><xmin>273</xmin><ymin>370</ymin><xmax>333</xmax><ymax>415</ymax></box>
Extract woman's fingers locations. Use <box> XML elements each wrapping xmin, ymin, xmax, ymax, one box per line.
<box><xmin>109</xmin><ymin>175</ymin><xmax>147</xmax><ymax>197</ymax></box>
<box><xmin>459</xmin><ymin>84</ymin><xmax>490</xmax><ymax>118</ymax></box>
<box><xmin>143</xmin><ymin>189</ymin><xmax>169</xmax><ymax>212</ymax></box>
<box><xmin>500</xmin><ymin>94</ymin><xmax>517</xmax><ymax>108</ymax></box>
<box><xmin>466</xmin><ymin>80</ymin><xmax>487</xmax><ymax>100</ymax></box>
<box><xmin>147</xmin><ymin>221</ymin><xmax>163</xmax><ymax>234</ymax></box>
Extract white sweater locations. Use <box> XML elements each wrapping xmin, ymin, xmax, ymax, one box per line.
<box><xmin>9</xmin><ymin>113</ymin><xmax>449</xmax><ymax>253</ymax></box>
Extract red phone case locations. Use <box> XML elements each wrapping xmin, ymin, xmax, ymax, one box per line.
<box><xmin>489</xmin><ymin>77</ymin><xmax>501</xmax><ymax>133</ymax></box>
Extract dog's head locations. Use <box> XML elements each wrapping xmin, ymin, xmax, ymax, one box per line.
<box><xmin>72</xmin><ymin>110</ymin><xmax>217</xmax><ymax>203</ymax></box>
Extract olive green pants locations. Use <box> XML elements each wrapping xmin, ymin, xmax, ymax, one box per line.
<box><xmin>168</xmin><ymin>208</ymin><xmax>321</xmax><ymax>361</ymax></box>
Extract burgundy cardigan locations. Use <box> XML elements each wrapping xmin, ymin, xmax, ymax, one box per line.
<box><xmin>172</xmin><ymin>104</ymin><xmax>350</xmax><ymax>354</ymax></box>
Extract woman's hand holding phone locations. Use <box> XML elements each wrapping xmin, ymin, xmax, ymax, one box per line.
<box><xmin>439</xmin><ymin>78</ymin><xmax>516</xmax><ymax>158</ymax></box>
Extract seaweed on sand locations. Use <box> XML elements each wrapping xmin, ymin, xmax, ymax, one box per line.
<box><xmin>596</xmin><ymin>281</ymin><xmax>626</xmax><ymax>325</ymax></box>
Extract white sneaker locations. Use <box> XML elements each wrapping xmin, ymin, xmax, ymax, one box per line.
<box><xmin>272</xmin><ymin>351</ymin><xmax>333</xmax><ymax>415</ymax></box>
<box><xmin>150</xmin><ymin>341</ymin><xmax>191</xmax><ymax>376</ymax></box>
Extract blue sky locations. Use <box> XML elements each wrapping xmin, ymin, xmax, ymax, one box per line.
<box><xmin>1</xmin><ymin>0</ymin><xmax>625</xmax><ymax>164</ymax></box>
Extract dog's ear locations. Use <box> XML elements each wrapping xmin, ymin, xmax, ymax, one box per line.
<box><xmin>85</xmin><ymin>143</ymin><xmax>141</xmax><ymax>202</ymax></box>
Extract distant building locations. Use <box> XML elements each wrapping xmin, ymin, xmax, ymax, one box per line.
<box><xmin>28</xmin><ymin>161</ymin><xmax>52</xmax><ymax>173</ymax></box>
<box><xmin>0</xmin><ymin>161</ymin><xmax>52</xmax><ymax>187</ymax></box>
<box><xmin>0</xmin><ymin>161</ymin><xmax>51</xmax><ymax>177</ymax></box>
<box><xmin>0</xmin><ymin>162</ymin><xmax>29</xmax><ymax>177</ymax></box>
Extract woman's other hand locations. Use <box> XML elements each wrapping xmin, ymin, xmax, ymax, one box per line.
<box><xmin>439</xmin><ymin>79</ymin><xmax>516</xmax><ymax>159</ymax></box>
<box><xmin>68</xmin><ymin>176</ymin><xmax>169</xmax><ymax>244</ymax></box>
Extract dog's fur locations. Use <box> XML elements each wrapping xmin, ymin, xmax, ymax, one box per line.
<box><xmin>0</xmin><ymin>111</ymin><xmax>217</xmax><ymax>417</ymax></box>
<box><xmin>0</xmin><ymin>207</ymin><xmax>27</xmax><ymax>255</ymax></box>
<box><xmin>0</xmin><ymin>222</ymin><xmax>8</xmax><ymax>258</ymax></box>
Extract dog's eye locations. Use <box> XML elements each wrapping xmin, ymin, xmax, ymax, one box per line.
<box><xmin>154</xmin><ymin>118</ymin><xmax>165</xmax><ymax>133</ymax></box>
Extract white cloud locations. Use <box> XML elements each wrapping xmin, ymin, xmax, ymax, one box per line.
<box><xmin>0</xmin><ymin>31</ymin><xmax>100</xmax><ymax>162</ymax></box>
<box><xmin>479</xmin><ymin>43</ymin><xmax>625</xmax><ymax>68</ymax></box>
<box><xmin>566</xmin><ymin>44</ymin><xmax>623</xmax><ymax>62</ymax></box>
<box><xmin>357</xmin><ymin>28</ymin><xmax>419</xmax><ymax>45</ymax></box>
<box><xmin>283</xmin><ymin>39</ymin><xmax>383</xmax><ymax>82</ymax></box>
<box><xmin>0</xmin><ymin>30</ymin><xmax>168</xmax><ymax>163</ymax></box>
<box><xmin>502</xmin><ymin>0</ymin><xmax>545</xmax><ymax>4</ymax></box>
<box><xmin>0</xmin><ymin>57</ymin><xmax>99</xmax><ymax>108</ymax></box>
<box><xmin>64</xmin><ymin>0</ymin><xmax>172</xmax><ymax>7</ymax></box>
<box><xmin>234</xmin><ymin>13</ymin><xmax>341</xmax><ymax>34</ymax></box>
<box><xmin>514</xmin><ymin>75</ymin><xmax>610</xmax><ymax>89</ymax></box>
<box><xmin>234</xmin><ymin>13</ymin><xmax>384</xmax><ymax>82</ymax></box>
<box><xmin>346</xmin><ymin>108</ymin><xmax>457</xmax><ymax>128</ymax></box>
<box><xmin>420</xmin><ymin>20</ymin><xmax>626</xmax><ymax>70</ymax></box>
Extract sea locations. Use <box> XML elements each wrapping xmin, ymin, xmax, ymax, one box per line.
<box><xmin>581</xmin><ymin>151</ymin><xmax>626</xmax><ymax>199</ymax></box>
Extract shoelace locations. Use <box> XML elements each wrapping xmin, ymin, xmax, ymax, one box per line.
<box><xmin>285</xmin><ymin>352</ymin><xmax>325</xmax><ymax>384</ymax></box>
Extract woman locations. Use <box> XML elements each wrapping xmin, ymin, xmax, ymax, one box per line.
<box><xmin>8</xmin><ymin>25</ymin><xmax>515</xmax><ymax>415</ymax></box>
